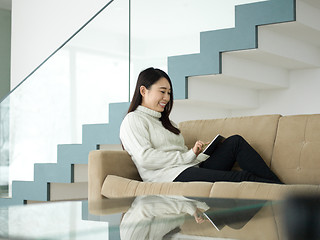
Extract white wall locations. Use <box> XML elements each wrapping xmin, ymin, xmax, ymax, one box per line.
<box><xmin>10</xmin><ymin>0</ymin><xmax>112</xmax><ymax>89</ymax></box>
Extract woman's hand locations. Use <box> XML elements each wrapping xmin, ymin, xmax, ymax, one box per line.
<box><xmin>193</xmin><ymin>208</ymin><xmax>206</xmax><ymax>224</ymax></box>
<box><xmin>192</xmin><ymin>140</ymin><xmax>205</xmax><ymax>156</ymax></box>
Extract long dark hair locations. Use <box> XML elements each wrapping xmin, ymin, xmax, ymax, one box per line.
<box><xmin>128</xmin><ymin>67</ymin><xmax>180</xmax><ymax>135</ymax></box>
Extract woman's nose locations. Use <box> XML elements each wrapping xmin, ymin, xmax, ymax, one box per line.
<box><xmin>164</xmin><ymin>93</ymin><xmax>170</xmax><ymax>101</ymax></box>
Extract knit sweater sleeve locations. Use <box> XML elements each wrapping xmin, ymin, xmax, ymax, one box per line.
<box><xmin>120</xmin><ymin>113</ymin><xmax>197</xmax><ymax>170</ymax></box>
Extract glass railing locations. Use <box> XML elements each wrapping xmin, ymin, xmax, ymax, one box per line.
<box><xmin>0</xmin><ymin>0</ymin><xmax>265</xmax><ymax>198</ymax></box>
<box><xmin>0</xmin><ymin>0</ymin><xmax>130</xmax><ymax>197</ymax></box>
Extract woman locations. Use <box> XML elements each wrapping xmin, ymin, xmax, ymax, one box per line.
<box><xmin>120</xmin><ymin>67</ymin><xmax>282</xmax><ymax>184</ymax></box>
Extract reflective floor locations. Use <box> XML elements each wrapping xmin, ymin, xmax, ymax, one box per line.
<box><xmin>1</xmin><ymin>195</ymin><xmax>319</xmax><ymax>240</ymax></box>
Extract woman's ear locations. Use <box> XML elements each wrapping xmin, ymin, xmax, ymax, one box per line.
<box><xmin>140</xmin><ymin>86</ymin><xmax>147</xmax><ymax>97</ymax></box>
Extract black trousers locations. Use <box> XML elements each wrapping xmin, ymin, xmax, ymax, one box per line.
<box><xmin>174</xmin><ymin>135</ymin><xmax>282</xmax><ymax>184</ymax></box>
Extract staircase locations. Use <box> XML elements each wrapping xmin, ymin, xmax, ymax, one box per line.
<box><xmin>1</xmin><ymin>0</ymin><xmax>320</xmax><ymax>206</ymax></box>
<box><xmin>170</xmin><ymin>0</ymin><xmax>320</xmax><ymax>122</ymax></box>
<box><xmin>0</xmin><ymin>102</ymin><xmax>130</xmax><ymax>206</ymax></box>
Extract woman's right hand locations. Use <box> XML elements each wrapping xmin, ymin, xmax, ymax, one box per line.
<box><xmin>193</xmin><ymin>140</ymin><xmax>204</xmax><ymax>156</ymax></box>
<box><xmin>193</xmin><ymin>208</ymin><xmax>206</xmax><ymax>224</ymax></box>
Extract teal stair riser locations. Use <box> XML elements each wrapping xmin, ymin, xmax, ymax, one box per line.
<box><xmin>57</xmin><ymin>143</ymin><xmax>96</xmax><ymax>165</ymax></box>
<box><xmin>0</xmin><ymin>181</ymin><xmax>49</xmax><ymax>206</ymax></box>
<box><xmin>1</xmin><ymin>0</ymin><xmax>299</xmax><ymax>206</ymax></box>
<box><xmin>82</xmin><ymin>124</ymin><xmax>120</xmax><ymax>146</ymax></box>
<box><xmin>34</xmin><ymin>163</ymin><xmax>73</xmax><ymax>183</ymax></box>
<box><xmin>109</xmin><ymin>102</ymin><xmax>130</xmax><ymax>124</ymax></box>
<box><xmin>0</xmin><ymin>198</ymin><xmax>24</xmax><ymax>207</ymax></box>
<box><xmin>12</xmin><ymin>181</ymin><xmax>49</xmax><ymax>201</ymax></box>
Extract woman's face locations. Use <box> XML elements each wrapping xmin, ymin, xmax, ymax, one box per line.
<box><xmin>140</xmin><ymin>77</ymin><xmax>171</xmax><ymax>113</ymax></box>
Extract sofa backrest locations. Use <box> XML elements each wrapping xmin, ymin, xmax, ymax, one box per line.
<box><xmin>271</xmin><ymin>114</ymin><xmax>320</xmax><ymax>184</ymax></box>
<box><xmin>179</xmin><ymin>114</ymin><xmax>281</xmax><ymax>167</ymax></box>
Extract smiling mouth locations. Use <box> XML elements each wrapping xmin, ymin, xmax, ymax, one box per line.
<box><xmin>159</xmin><ymin>102</ymin><xmax>167</xmax><ymax>108</ymax></box>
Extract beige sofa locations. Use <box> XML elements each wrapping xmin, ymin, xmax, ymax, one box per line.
<box><xmin>88</xmin><ymin>114</ymin><xmax>320</xmax><ymax>203</ymax></box>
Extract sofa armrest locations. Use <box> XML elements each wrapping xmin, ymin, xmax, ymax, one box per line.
<box><xmin>88</xmin><ymin>150</ymin><xmax>141</xmax><ymax>202</ymax></box>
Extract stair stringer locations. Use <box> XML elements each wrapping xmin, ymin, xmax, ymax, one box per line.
<box><xmin>168</xmin><ymin>0</ymin><xmax>296</xmax><ymax>100</ymax></box>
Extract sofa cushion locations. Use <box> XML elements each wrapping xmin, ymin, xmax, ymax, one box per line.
<box><xmin>101</xmin><ymin>175</ymin><xmax>214</xmax><ymax>198</ymax></box>
<box><xmin>271</xmin><ymin>114</ymin><xmax>320</xmax><ymax>184</ymax></box>
<box><xmin>210</xmin><ymin>181</ymin><xmax>320</xmax><ymax>200</ymax></box>
<box><xmin>179</xmin><ymin>114</ymin><xmax>281</xmax><ymax>167</ymax></box>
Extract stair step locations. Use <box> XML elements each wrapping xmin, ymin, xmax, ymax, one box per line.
<box><xmin>187</xmin><ymin>77</ymin><xmax>259</xmax><ymax>109</ymax></box>
<box><xmin>34</xmin><ymin>163</ymin><xmax>88</xmax><ymax>183</ymax></box>
<box><xmin>298</xmin><ymin>0</ymin><xmax>320</xmax><ymax>35</ymax></box>
<box><xmin>189</xmin><ymin>52</ymin><xmax>289</xmax><ymax>91</ymax></box>
<box><xmin>222</xmin><ymin>22</ymin><xmax>320</xmax><ymax>70</ymax></box>
<box><xmin>171</xmin><ymin>99</ymin><xmax>231</xmax><ymax>123</ymax></box>
<box><xmin>221</xmin><ymin>53</ymin><xmax>289</xmax><ymax>89</ymax></box>
<box><xmin>257</xmin><ymin>25</ymin><xmax>320</xmax><ymax>68</ymax></box>
<box><xmin>81</xmin><ymin>102</ymin><xmax>129</xmax><ymax>145</ymax></box>
<box><xmin>12</xmin><ymin>181</ymin><xmax>49</xmax><ymax>202</ymax></box>
<box><xmin>219</xmin><ymin>17</ymin><xmax>320</xmax><ymax>70</ymax></box>
<box><xmin>108</xmin><ymin>102</ymin><xmax>130</xmax><ymax>124</ymax></box>
<box><xmin>98</xmin><ymin>144</ymin><xmax>123</xmax><ymax>150</ymax></box>
<box><xmin>49</xmin><ymin>182</ymin><xmax>87</xmax><ymax>201</ymax></box>
<box><xmin>57</xmin><ymin>143</ymin><xmax>96</xmax><ymax>164</ymax></box>
<box><xmin>34</xmin><ymin>163</ymin><xmax>73</xmax><ymax>183</ymax></box>
<box><xmin>82</xmin><ymin>124</ymin><xmax>117</xmax><ymax>145</ymax></box>
<box><xmin>0</xmin><ymin>198</ymin><xmax>25</xmax><ymax>207</ymax></box>
<box><xmin>2</xmin><ymin>181</ymin><xmax>88</xmax><ymax>204</ymax></box>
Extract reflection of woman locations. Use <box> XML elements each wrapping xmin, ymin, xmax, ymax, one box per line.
<box><xmin>120</xmin><ymin>67</ymin><xmax>282</xmax><ymax>184</ymax></box>
<box><xmin>120</xmin><ymin>195</ymin><xmax>209</xmax><ymax>240</ymax></box>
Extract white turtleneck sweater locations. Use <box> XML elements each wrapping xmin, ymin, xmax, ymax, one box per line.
<box><xmin>120</xmin><ymin>105</ymin><xmax>208</xmax><ymax>182</ymax></box>
<box><xmin>120</xmin><ymin>195</ymin><xmax>209</xmax><ymax>240</ymax></box>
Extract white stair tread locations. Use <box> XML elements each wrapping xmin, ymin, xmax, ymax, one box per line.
<box><xmin>50</xmin><ymin>182</ymin><xmax>87</xmax><ymax>201</ymax></box>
